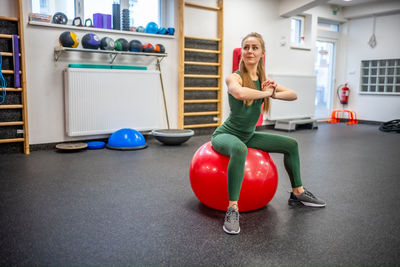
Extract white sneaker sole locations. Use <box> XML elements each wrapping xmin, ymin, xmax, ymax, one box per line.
<box><xmin>223</xmin><ymin>225</ymin><xmax>240</xmax><ymax>235</ymax></box>
<box><xmin>300</xmin><ymin>201</ymin><xmax>326</xmax><ymax>207</ymax></box>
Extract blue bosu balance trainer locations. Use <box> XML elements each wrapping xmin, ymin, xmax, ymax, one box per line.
<box><xmin>107</xmin><ymin>128</ymin><xmax>147</xmax><ymax>150</ymax></box>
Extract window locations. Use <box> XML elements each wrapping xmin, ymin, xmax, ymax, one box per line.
<box><xmin>360</xmin><ymin>59</ymin><xmax>400</xmax><ymax>94</ymax></box>
<box><xmin>290</xmin><ymin>16</ymin><xmax>304</xmax><ymax>44</ymax></box>
<box><xmin>129</xmin><ymin>0</ymin><xmax>160</xmax><ymax>27</ymax></box>
<box><xmin>83</xmin><ymin>0</ymin><xmax>114</xmax><ymax>22</ymax></box>
<box><xmin>318</xmin><ymin>22</ymin><xmax>339</xmax><ymax>32</ymax></box>
<box><xmin>32</xmin><ymin>0</ymin><xmax>75</xmax><ymax>20</ymax></box>
<box><xmin>31</xmin><ymin>0</ymin><xmax>161</xmax><ymax>27</ymax></box>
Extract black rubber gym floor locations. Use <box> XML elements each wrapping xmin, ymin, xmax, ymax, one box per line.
<box><xmin>1</xmin><ymin>123</ymin><xmax>399</xmax><ymax>266</ymax></box>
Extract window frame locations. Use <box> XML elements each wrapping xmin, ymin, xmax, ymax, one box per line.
<box><xmin>290</xmin><ymin>16</ymin><xmax>305</xmax><ymax>44</ymax></box>
<box><xmin>317</xmin><ymin>20</ymin><xmax>340</xmax><ymax>32</ymax></box>
<box><xmin>360</xmin><ymin>59</ymin><xmax>400</xmax><ymax>95</ymax></box>
<box><xmin>32</xmin><ymin>0</ymin><xmax>166</xmax><ymax>28</ymax></box>
<box><xmin>289</xmin><ymin>14</ymin><xmax>311</xmax><ymax>51</ymax></box>
<box><xmin>28</xmin><ymin>0</ymin><xmax>174</xmax><ymax>39</ymax></box>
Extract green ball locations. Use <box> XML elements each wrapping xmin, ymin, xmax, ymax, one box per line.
<box><xmin>115</xmin><ymin>38</ymin><xmax>129</xmax><ymax>51</ymax></box>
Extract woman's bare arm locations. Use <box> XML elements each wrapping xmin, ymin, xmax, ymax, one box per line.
<box><xmin>226</xmin><ymin>73</ymin><xmax>273</xmax><ymax>101</ymax></box>
<box><xmin>262</xmin><ymin>79</ymin><xmax>297</xmax><ymax>101</ymax></box>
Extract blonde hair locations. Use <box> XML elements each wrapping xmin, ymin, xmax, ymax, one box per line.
<box><xmin>239</xmin><ymin>32</ymin><xmax>270</xmax><ymax>113</ymax></box>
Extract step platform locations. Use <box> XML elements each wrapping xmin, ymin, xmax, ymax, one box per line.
<box><xmin>274</xmin><ymin>118</ymin><xmax>318</xmax><ymax>132</ymax></box>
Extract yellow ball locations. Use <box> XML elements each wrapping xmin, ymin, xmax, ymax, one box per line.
<box><xmin>59</xmin><ymin>31</ymin><xmax>79</xmax><ymax>48</ymax></box>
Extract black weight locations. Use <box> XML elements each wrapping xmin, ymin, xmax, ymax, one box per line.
<box><xmin>85</xmin><ymin>18</ymin><xmax>93</xmax><ymax>27</ymax></box>
<box><xmin>129</xmin><ymin>39</ymin><xmax>142</xmax><ymax>52</ymax></box>
<box><xmin>52</xmin><ymin>12</ymin><xmax>68</xmax><ymax>24</ymax></box>
<box><xmin>59</xmin><ymin>31</ymin><xmax>79</xmax><ymax>48</ymax></box>
<box><xmin>100</xmin><ymin>37</ymin><xmax>115</xmax><ymax>50</ymax></box>
<box><xmin>154</xmin><ymin>44</ymin><xmax>165</xmax><ymax>53</ymax></box>
<box><xmin>81</xmin><ymin>33</ymin><xmax>100</xmax><ymax>49</ymax></box>
<box><xmin>72</xmin><ymin>17</ymin><xmax>82</xmax><ymax>26</ymax></box>
<box><xmin>115</xmin><ymin>38</ymin><xmax>129</xmax><ymax>51</ymax></box>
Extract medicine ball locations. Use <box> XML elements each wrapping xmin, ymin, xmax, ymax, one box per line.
<box><xmin>100</xmin><ymin>37</ymin><xmax>115</xmax><ymax>50</ymax></box>
<box><xmin>145</xmin><ymin>22</ymin><xmax>158</xmax><ymax>34</ymax></box>
<box><xmin>52</xmin><ymin>12</ymin><xmax>68</xmax><ymax>24</ymax></box>
<box><xmin>115</xmin><ymin>38</ymin><xmax>129</xmax><ymax>51</ymax></box>
<box><xmin>81</xmin><ymin>33</ymin><xmax>100</xmax><ymax>49</ymax></box>
<box><xmin>129</xmin><ymin>39</ymin><xmax>143</xmax><ymax>52</ymax></box>
<box><xmin>142</xmin><ymin>43</ymin><xmax>154</xmax><ymax>53</ymax></box>
<box><xmin>59</xmin><ymin>31</ymin><xmax>79</xmax><ymax>48</ymax></box>
<box><xmin>157</xmin><ymin>27</ymin><xmax>167</xmax><ymax>34</ymax></box>
<box><xmin>154</xmin><ymin>44</ymin><xmax>165</xmax><ymax>53</ymax></box>
<box><xmin>167</xmin><ymin>27</ymin><xmax>175</xmax><ymax>35</ymax></box>
<box><xmin>136</xmin><ymin>26</ymin><xmax>145</xmax><ymax>33</ymax></box>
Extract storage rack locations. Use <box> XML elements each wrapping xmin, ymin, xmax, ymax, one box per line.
<box><xmin>0</xmin><ymin>0</ymin><xmax>29</xmax><ymax>154</ymax></box>
<box><xmin>178</xmin><ymin>0</ymin><xmax>224</xmax><ymax>131</ymax></box>
<box><xmin>54</xmin><ymin>46</ymin><xmax>167</xmax><ymax>64</ymax></box>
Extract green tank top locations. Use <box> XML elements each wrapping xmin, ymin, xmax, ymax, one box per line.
<box><xmin>213</xmin><ymin>71</ymin><xmax>263</xmax><ymax>141</ymax></box>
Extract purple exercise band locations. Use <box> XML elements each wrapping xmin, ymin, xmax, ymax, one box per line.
<box><xmin>12</xmin><ymin>34</ymin><xmax>20</xmax><ymax>88</ymax></box>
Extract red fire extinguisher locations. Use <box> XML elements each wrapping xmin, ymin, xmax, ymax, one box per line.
<box><xmin>337</xmin><ymin>83</ymin><xmax>350</xmax><ymax>104</ymax></box>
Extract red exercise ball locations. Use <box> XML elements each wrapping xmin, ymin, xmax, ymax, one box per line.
<box><xmin>189</xmin><ymin>141</ymin><xmax>278</xmax><ymax>212</ymax></box>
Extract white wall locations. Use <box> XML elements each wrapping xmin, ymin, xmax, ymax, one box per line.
<box><xmin>293</xmin><ymin>2</ymin><xmax>400</xmax><ymax>122</ymax></box>
<box><xmin>342</xmin><ymin>13</ymin><xmax>400</xmax><ymax>121</ymax></box>
<box><xmin>1</xmin><ymin>0</ymin><xmax>400</xmax><ymax>145</ymax></box>
<box><xmin>0</xmin><ymin>0</ymin><xmax>17</xmax><ymax>17</ymax></box>
<box><xmin>223</xmin><ymin>0</ymin><xmax>318</xmax><ymax>121</ymax></box>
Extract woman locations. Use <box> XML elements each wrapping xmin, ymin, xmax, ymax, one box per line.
<box><xmin>211</xmin><ymin>32</ymin><xmax>326</xmax><ymax>235</ymax></box>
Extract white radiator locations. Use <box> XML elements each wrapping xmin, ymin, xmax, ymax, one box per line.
<box><xmin>64</xmin><ymin>68</ymin><xmax>164</xmax><ymax>136</ymax></box>
<box><xmin>267</xmin><ymin>74</ymin><xmax>316</xmax><ymax>120</ymax></box>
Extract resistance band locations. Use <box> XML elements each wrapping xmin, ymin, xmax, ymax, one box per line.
<box><xmin>0</xmin><ymin>55</ymin><xmax>7</xmax><ymax>104</ymax></box>
<box><xmin>13</xmin><ymin>34</ymin><xmax>20</xmax><ymax>88</ymax></box>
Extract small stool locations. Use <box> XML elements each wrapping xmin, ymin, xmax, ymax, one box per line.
<box><xmin>328</xmin><ymin>109</ymin><xmax>358</xmax><ymax>125</ymax></box>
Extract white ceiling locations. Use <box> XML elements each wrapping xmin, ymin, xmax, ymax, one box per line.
<box><xmin>327</xmin><ymin>0</ymin><xmax>382</xmax><ymax>7</ymax></box>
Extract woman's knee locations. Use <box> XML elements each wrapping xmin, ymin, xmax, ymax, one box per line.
<box><xmin>230</xmin><ymin>142</ymin><xmax>248</xmax><ymax>157</ymax></box>
<box><xmin>286</xmin><ymin>137</ymin><xmax>299</xmax><ymax>152</ymax></box>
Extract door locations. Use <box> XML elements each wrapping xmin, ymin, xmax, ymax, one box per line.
<box><xmin>314</xmin><ymin>40</ymin><xmax>336</xmax><ymax>118</ymax></box>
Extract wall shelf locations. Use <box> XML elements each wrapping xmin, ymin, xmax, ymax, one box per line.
<box><xmin>29</xmin><ymin>21</ymin><xmax>175</xmax><ymax>39</ymax></box>
<box><xmin>54</xmin><ymin>46</ymin><xmax>167</xmax><ymax>64</ymax></box>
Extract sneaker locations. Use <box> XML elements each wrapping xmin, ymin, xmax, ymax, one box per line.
<box><xmin>223</xmin><ymin>207</ymin><xmax>240</xmax><ymax>234</ymax></box>
<box><xmin>288</xmin><ymin>189</ymin><xmax>326</xmax><ymax>207</ymax></box>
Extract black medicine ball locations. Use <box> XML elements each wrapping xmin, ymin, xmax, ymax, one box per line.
<box><xmin>81</xmin><ymin>33</ymin><xmax>100</xmax><ymax>49</ymax></box>
<box><xmin>129</xmin><ymin>39</ymin><xmax>143</xmax><ymax>52</ymax></box>
<box><xmin>59</xmin><ymin>31</ymin><xmax>79</xmax><ymax>48</ymax></box>
<box><xmin>100</xmin><ymin>37</ymin><xmax>115</xmax><ymax>50</ymax></box>
<box><xmin>154</xmin><ymin>43</ymin><xmax>165</xmax><ymax>53</ymax></box>
<box><xmin>142</xmin><ymin>43</ymin><xmax>154</xmax><ymax>53</ymax></box>
<box><xmin>115</xmin><ymin>38</ymin><xmax>129</xmax><ymax>51</ymax></box>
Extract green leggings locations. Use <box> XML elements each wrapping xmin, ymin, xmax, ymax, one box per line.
<box><xmin>211</xmin><ymin>132</ymin><xmax>302</xmax><ymax>201</ymax></box>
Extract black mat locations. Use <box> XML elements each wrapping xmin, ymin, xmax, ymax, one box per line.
<box><xmin>0</xmin><ymin>124</ymin><xmax>399</xmax><ymax>266</ymax></box>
